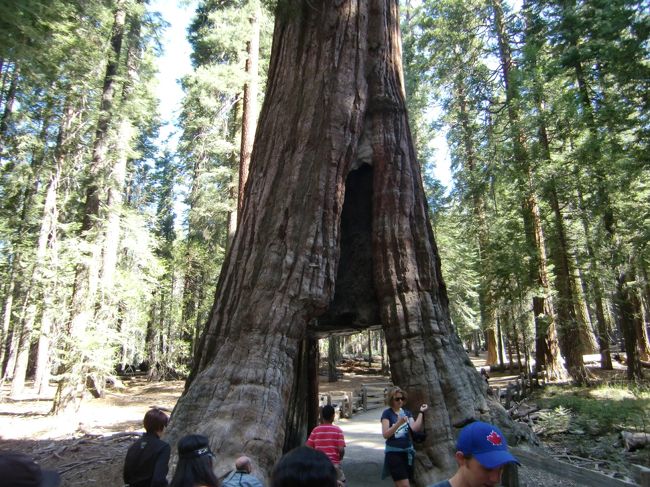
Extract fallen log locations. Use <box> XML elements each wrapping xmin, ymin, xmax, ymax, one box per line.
<box><xmin>511</xmin><ymin>446</ymin><xmax>637</xmax><ymax>487</ymax></box>
<box><xmin>508</xmin><ymin>404</ymin><xmax>539</xmax><ymax>420</ymax></box>
<box><xmin>622</xmin><ymin>431</ymin><xmax>650</xmax><ymax>452</ymax></box>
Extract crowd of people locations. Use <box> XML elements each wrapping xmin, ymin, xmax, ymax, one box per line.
<box><xmin>118</xmin><ymin>388</ymin><xmax>518</xmax><ymax>487</ymax></box>
<box><xmin>0</xmin><ymin>387</ymin><xmax>520</xmax><ymax>487</ymax></box>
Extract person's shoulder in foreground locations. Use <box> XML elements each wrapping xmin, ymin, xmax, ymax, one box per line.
<box><xmin>0</xmin><ymin>451</ymin><xmax>61</xmax><ymax>487</ymax></box>
<box><xmin>428</xmin><ymin>420</ymin><xmax>520</xmax><ymax>487</ymax></box>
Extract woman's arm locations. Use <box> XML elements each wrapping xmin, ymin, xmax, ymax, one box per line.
<box><xmin>382</xmin><ymin>416</ymin><xmax>408</xmax><ymax>439</ymax></box>
<box><xmin>410</xmin><ymin>404</ymin><xmax>428</xmax><ymax>432</ymax></box>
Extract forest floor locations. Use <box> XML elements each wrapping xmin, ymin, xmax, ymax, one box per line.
<box><xmin>0</xmin><ymin>353</ymin><xmax>647</xmax><ymax>486</ymax></box>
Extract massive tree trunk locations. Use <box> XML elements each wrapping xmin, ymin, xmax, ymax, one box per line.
<box><xmin>167</xmin><ymin>2</ymin><xmax>522</xmax><ymax>485</ymax></box>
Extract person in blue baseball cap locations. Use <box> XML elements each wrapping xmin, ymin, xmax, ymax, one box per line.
<box><xmin>428</xmin><ymin>421</ymin><xmax>520</xmax><ymax>487</ymax></box>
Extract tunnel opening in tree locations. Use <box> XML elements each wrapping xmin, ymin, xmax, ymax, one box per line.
<box><xmin>315</xmin><ymin>163</ymin><xmax>379</xmax><ymax>337</ymax></box>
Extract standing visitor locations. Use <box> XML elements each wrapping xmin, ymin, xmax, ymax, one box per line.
<box><xmin>428</xmin><ymin>421</ymin><xmax>519</xmax><ymax>487</ymax></box>
<box><xmin>124</xmin><ymin>407</ymin><xmax>171</xmax><ymax>487</ymax></box>
<box><xmin>222</xmin><ymin>456</ymin><xmax>264</xmax><ymax>487</ymax></box>
<box><xmin>170</xmin><ymin>434</ymin><xmax>220</xmax><ymax>487</ymax></box>
<box><xmin>381</xmin><ymin>387</ymin><xmax>428</xmax><ymax>487</ymax></box>
<box><xmin>306</xmin><ymin>404</ymin><xmax>347</xmax><ymax>485</ymax></box>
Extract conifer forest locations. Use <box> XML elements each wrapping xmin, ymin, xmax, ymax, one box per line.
<box><xmin>0</xmin><ymin>0</ymin><xmax>648</xmax><ymax>420</ymax></box>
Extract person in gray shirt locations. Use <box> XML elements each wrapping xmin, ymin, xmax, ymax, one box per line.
<box><xmin>222</xmin><ymin>456</ymin><xmax>265</xmax><ymax>487</ymax></box>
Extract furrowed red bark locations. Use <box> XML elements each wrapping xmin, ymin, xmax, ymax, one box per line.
<box><xmin>166</xmin><ymin>3</ymin><xmax>524</xmax><ymax>484</ymax></box>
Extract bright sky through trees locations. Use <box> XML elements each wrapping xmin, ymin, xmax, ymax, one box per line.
<box><xmin>149</xmin><ymin>0</ymin><xmax>454</xmax><ymax>189</ymax></box>
<box><xmin>150</xmin><ymin>0</ymin><xmax>195</xmax><ymax>145</ymax></box>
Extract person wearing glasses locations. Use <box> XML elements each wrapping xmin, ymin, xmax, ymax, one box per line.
<box><xmin>170</xmin><ymin>434</ymin><xmax>220</xmax><ymax>487</ymax></box>
<box><xmin>381</xmin><ymin>387</ymin><xmax>428</xmax><ymax>487</ymax></box>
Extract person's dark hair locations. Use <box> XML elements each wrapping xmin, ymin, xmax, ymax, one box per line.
<box><xmin>271</xmin><ymin>446</ymin><xmax>337</xmax><ymax>487</ymax></box>
<box><xmin>321</xmin><ymin>404</ymin><xmax>335</xmax><ymax>422</ymax></box>
<box><xmin>143</xmin><ymin>408</ymin><xmax>169</xmax><ymax>434</ymax></box>
<box><xmin>170</xmin><ymin>434</ymin><xmax>220</xmax><ymax>487</ymax></box>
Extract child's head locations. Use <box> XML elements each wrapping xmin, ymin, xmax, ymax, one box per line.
<box><xmin>321</xmin><ymin>405</ymin><xmax>335</xmax><ymax>422</ymax></box>
<box><xmin>143</xmin><ymin>408</ymin><xmax>169</xmax><ymax>434</ymax></box>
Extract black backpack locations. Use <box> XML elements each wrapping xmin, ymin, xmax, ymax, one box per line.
<box><xmin>409</xmin><ymin>424</ymin><xmax>426</xmax><ymax>443</ymax></box>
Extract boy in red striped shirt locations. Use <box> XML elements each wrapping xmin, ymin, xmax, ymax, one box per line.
<box><xmin>306</xmin><ymin>404</ymin><xmax>347</xmax><ymax>486</ymax></box>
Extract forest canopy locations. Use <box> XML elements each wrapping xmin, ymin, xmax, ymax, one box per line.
<box><xmin>0</xmin><ymin>0</ymin><xmax>648</xmax><ymax>416</ymax></box>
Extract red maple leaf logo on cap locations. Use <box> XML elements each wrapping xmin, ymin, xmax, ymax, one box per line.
<box><xmin>486</xmin><ymin>431</ymin><xmax>502</xmax><ymax>446</ymax></box>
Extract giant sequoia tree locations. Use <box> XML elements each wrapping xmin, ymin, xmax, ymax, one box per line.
<box><xmin>166</xmin><ymin>2</ymin><xmax>520</xmax><ymax>484</ymax></box>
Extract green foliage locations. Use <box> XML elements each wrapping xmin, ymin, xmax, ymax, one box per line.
<box><xmin>400</xmin><ymin>1</ymin><xmax>438</xmax><ymax>162</ymax></box>
<box><xmin>535</xmin><ymin>405</ymin><xmax>573</xmax><ymax>435</ymax></box>
<box><xmin>189</xmin><ymin>0</ymin><xmax>272</xmax><ymax>69</ymax></box>
<box><xmin>1</xmin><ymin>0</ymin><xmax>648</xmax><ymax>405</ymax></box>
<box><xmin>409</xmin><ymin>0</ymin><xmax>650</xmax><ymax>375</ymax></box>
<box><xmin>165</xmin><ymin>0</ymin><xmax>274</xmax><ymax>369</ymax></box>
<box><xmin>535</xmin><ymin>384</ymin><xmax>650</xmax><ymax>435</ymax></box>
<box><xmin>435</xmin><ymin>206</ymin><xmax>480</xmax><ymax>339</ymax></box>
<box><xmin>0</xmin><ymin>0</ymin><xmax>180</xmax><ymax>401</ymax></box>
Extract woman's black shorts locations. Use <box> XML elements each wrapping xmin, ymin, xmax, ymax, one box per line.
<box><xmin>384</xmin><ymin>451</ymin><xmax>413</xmax><ymax>481</ymax></box>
